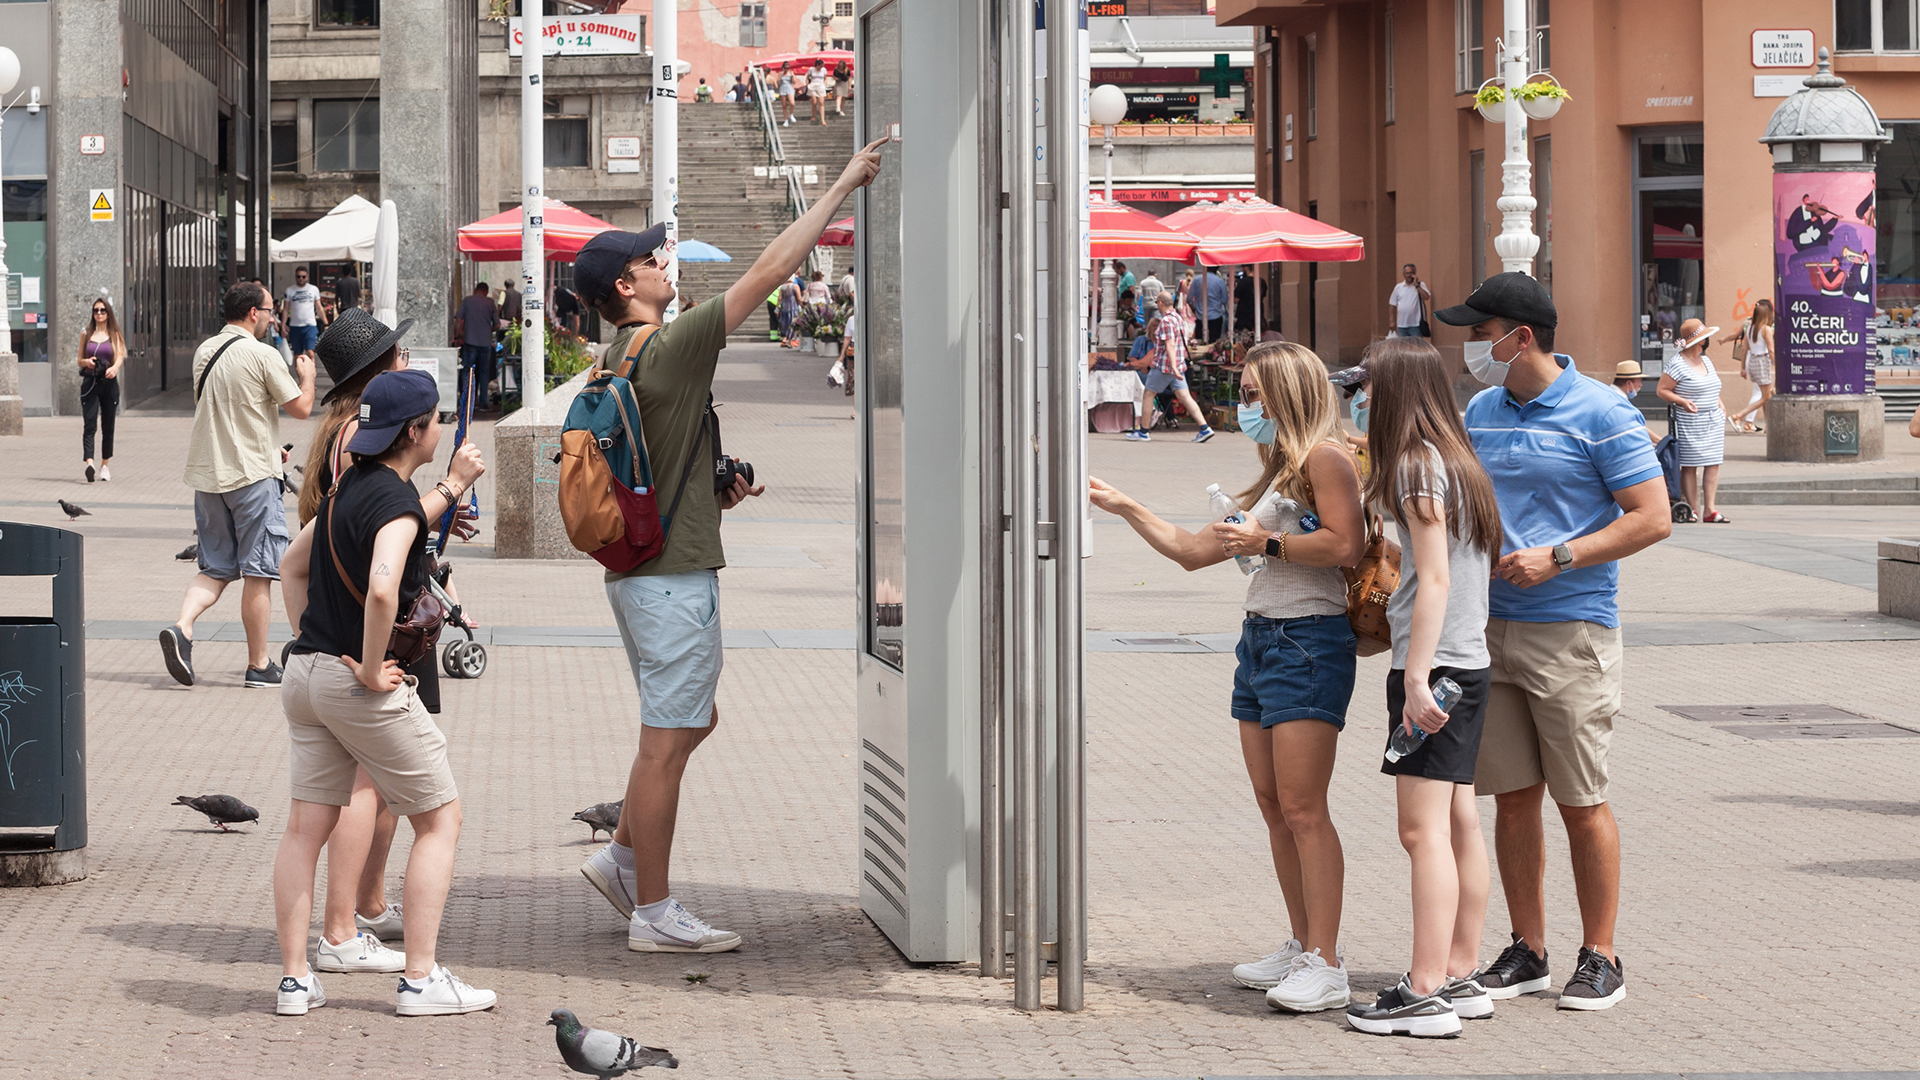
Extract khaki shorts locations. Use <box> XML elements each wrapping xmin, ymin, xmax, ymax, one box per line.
<box><xmin>281</xmin><ymin>651</ymin><xmax>458</xmax><ymax>816</ymax></box>
<box><xmin>1473</xmin><ymin>618</ymin><xmax>1622</xmax><ymax>807</ymax></box>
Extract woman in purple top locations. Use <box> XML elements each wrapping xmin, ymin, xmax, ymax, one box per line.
<box><xmin>79</xmin><ymin>298</ymin><xmax>127</xmax><ymax>482</ymax></box>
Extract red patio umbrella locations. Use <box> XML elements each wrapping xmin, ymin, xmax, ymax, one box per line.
<box><xmin>1089</xmin><ymin>194</ymin><xmax>1199</xmax><ymax>261</ymax></box>
<box><xmin>1161</xmin><ymin>196</ymin><xmax>1365</xmax><ymax>265</ymax></box>
<box><xmin>820</xmin><ymin>216</ymin><xmax>855</xmax><ymax>247</ymax></box>
<box><xmin>746</xmin><ymin>52</ymin><xmax>804</xmax><ymax>71</ymax></box>
<box><xmin>457</xmin><ymin>198</ymin><xmax>618</xmax><ymax>261</ymax></box>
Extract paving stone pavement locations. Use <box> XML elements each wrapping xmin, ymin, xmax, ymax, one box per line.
<box><xmin>1</xmin><ymin>345</ymin><xmax>1919</xmax><ymax>1078</ymax></box>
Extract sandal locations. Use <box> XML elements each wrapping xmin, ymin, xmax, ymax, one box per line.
<box><xmin>1702</xmin><ymin>511</ymin><xmax>1731</xmax><ymax>524</ymax></box>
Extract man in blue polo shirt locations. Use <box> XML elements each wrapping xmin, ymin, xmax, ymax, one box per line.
<box><xmin>1436</xmin><ymin>273</ymin><xmax>1670</xmax><ymax>1014</ymax></box>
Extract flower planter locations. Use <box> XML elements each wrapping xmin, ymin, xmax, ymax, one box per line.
<box><xmin>1520</xmin><ymin>94</ymin><xmax>1562</xmax><ymax>120</ymax></box>
<box><xmin>1474</xmin><ymin>78</ymin><xmax>1506</xmax><ymax>124</ymax></box>
<box><xmin>801</xmin><ymin>336</ymin><xmax>816</xmax><ymax>353</ymax></box>
<box><xmin>1196</xmin><ymin>123</ymin><xmax>1225</xmax><ymax>136</ymax></box>
<box><xmin>1116</xmin><ymin>123</ymin><xmax>1143</xmax><ymax>137</ymax></box>
<box><xmin>1142</xmin><ymin>125</ymin><xmax>1171</xmax><ymax>137</ymax></box>
<box><xmin>1088</xmin><ymin>124</ymin><xmax>1105</xmax><ymax>138</ymax></box>
<box><xmin>1224</xmin><ymin>122</ymin><xmax>1253</xmax><ymax>136</ymax></box>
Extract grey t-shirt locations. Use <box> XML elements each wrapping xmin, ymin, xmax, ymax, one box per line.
<box><xmin>1385</xmin><ymin>447</ymin><xmax>1493</xmax><ymax>670</ymax></box>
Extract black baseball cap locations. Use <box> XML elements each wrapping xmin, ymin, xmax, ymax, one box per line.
<box><xmin>575</xmin><ymin>224</ymin><xmax>669</xmax><ymax>306</ymax></box>
<box><xmin>1434</xmin><ymin>271</ymin><xmax>1558</xmax><ymax>329</ymax></box>
<box><xmin>345</xmin><ymin>369</ymin><xmax>439</xmax><ymax>455</ymax></box>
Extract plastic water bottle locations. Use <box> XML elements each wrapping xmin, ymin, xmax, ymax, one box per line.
<box><xmin>1208</xmin><ymin>483</ymin><xmax>1262</xmax><ymax>576</ymax></box>
<box><xmin>1267</xmin><ymin>496</ymin><xmax>1321</xmax><ymax>536</ymax></box>
<box><xmin>1385</xmin><ymin>676</ymin><xmax>1463</xmax><ymax>764</ymax></box>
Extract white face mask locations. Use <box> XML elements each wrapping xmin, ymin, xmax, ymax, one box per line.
<box><xmin>1463</xmin><ymin>325</ymin><xmax>1522</xmax><ymax>386</ymax></box>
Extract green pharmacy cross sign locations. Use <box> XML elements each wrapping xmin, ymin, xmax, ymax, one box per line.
<box><xmin>1211</xmin><ymin>53</ymin><xmax>1234</xmax><ymax>99</ymax></box>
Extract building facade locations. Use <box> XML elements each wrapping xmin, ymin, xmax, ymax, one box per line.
<box><xmin>2</xmin><ymin>0</ymin><xmax>272</xmax><ymax>414</ymax></box>
<box><xmin>1220</xmin><ymin>0</ymin><xmax>1920</xmax><ymax>415</ymax></box>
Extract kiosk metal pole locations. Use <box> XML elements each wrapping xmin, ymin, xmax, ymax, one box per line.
<box><xmin>654</xmin><ymin>0</ymin><xmax>680</xmax><ymax>320</ymax></box>
<box><xmin>1046</xmin><ymin>0</ymin><xmax>1086</xmax><ymax>1014</ymax></box>
<box><xmin>519</xmin><ymin>10</ymin><xmax>546</xmax><ymax>413</ymax></box>
<box><xmin>1008</xmin><ymin>0</ymin><xmax>1043</xmax><ymax>1014</ymax></box>
<box><xmin>978</xmin><ymin>0</ymin><xmax>1007</xmax><ymax>981</ymax></box>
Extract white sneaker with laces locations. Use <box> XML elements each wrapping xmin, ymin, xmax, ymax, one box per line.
<box><xmin>581</xmin><ymin>845</ymin><xmax>638</xmax><ymax>918</ymax></box>
<box><xmin>276</xmin><ymin>971</ymin><xmax>326</xmax><ymax>1016</ymax></box>
<box><xmin>315</xmin><ymin>930</ymin><xmax>406</xmax><ymax>973</ymax></box>
<box><xmin>1265</xmin><ymin>947</ymin><xmax>1351</xmax><ymax>1012</ymax></box>
<box><xmin>628</xmin><ymin>898</ymin><xmax>743</xmax><ymax>953</ymax></box>
<box><xmin>355</xmin><ymin>902</ymin><xmax>404</xmax><ymax>942</ymax></box>
<box><xmin>1232</xmin><ymin>938</ymin><xmax>1305</xmax><ymax>989</ymax></box>
<box><xmin>395</xmin><ymin>965</ymin><xmax>498</xmax><ymax>1016</ymax></box>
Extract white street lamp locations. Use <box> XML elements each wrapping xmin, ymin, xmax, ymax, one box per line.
<box><xmin>0</xmin><ymin>46</ymin><xmax>20</xmax><ymax>348</ymax></box>
<box><xmin>1089</xmin><ymin>83</ymin><xmax>1128</xmax><ymax>349</ymax></box>
<box><xmin>1491</xmin><ymin>0</ymin><xmax>1541</xmax><ymax>275</ymax></box>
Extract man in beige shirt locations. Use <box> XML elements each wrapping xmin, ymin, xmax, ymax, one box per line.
<box><xmin>161</xmin><ymin>282</ymin><xmax>316</xmax><ymax>690</ymax></box>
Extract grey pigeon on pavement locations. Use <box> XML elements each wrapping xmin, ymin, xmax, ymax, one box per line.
<box><xmin>572</xmin><ymin>801</ymin><xmax>624</xmax><ymax>841</ymax></box>
<box><xmin>549</xmin><ymin>1008</ymin><xmax>677</xmax><ymax>1077</ymax></box>
<box><xmin>175</xmin><ymin>543</ymin><xmax>199</xmax><ymax>562</ymax></box>
<box><xmin>174</xmin><ymin>794</ymin><xmax>259</xmax><ymax>832</ymax></box>
<box><xmin>57</xmin><ymin>500</ymin><xmax>90</xmax><ymax>520</ymax></box>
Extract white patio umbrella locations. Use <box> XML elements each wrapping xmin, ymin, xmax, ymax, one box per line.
<box><xmin>371</xmin><ymin>198</ymin><xmax>398</xmax><ymax>327</ymax></box>
<box><xmin>269</xmin><ymin>193</ymin><xmax>381</xmax><ymax>262</ymax></box>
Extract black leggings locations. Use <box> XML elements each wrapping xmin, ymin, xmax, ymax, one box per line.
<box><xmin>82</xmin><ymin>378</ymin><xmax>120</xmax><ymax>460</ymax></box>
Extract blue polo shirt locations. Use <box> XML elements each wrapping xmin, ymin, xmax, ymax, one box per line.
<box><xmin>1465</xmin><ymin>355</ymin><xmax>1664</xmax><ymax>628</ymax></box>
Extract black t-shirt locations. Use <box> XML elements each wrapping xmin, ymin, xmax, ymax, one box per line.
<box><xmin>293</xmin><ymin>462</ymin><xmax>430</xmax><ymax>662</ymax></box>
<box><xmin>552</xmin><ymin>288</ymin><xmax>582</xmax><ymax>318</ymax></box>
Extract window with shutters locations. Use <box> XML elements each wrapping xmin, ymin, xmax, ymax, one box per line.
<box><xmin>1455</xmin><ymin>0</ymin><xmax>1484</xmax><ymax>93</ymax></box>
<box><xmin>740</xmin><ymin>3</ymin><xmax>768</xmax><ymax>48</ymax></box>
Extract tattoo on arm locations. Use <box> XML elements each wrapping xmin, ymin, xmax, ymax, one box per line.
<box><xmin>374</xmin><ymin>563</ymin><xmax>391</xmax><ymax>576</ymax></box>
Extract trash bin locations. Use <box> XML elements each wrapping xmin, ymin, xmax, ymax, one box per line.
<box><xmin>0</xmin><ymin>522</ymin><xmax>86</xmax><ymax>886</ymax></box>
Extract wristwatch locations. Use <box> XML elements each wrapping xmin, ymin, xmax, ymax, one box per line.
<box><xmin>1265</xmin><ymin>534</ymin><xmax>1282</xmax><ymax>559</ymax></box>
<box><xmin>1551</xmin><ymin>543</ymin><xmax>1574</xmax><ymax>570</ymax></box>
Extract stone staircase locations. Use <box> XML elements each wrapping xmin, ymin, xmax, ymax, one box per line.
<box><xmin>673</xmin><ymin>104</ymin><xmax>861</xmax><ymax>341</ymax></box>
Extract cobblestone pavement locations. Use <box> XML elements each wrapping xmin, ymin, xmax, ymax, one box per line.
<box><xmin>1</xmin><ymin>346</ymin><xmax>1918</xmax><ymax>1078</ymax></box>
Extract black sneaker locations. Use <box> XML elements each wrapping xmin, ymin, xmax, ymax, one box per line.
<box><xmin>159</xmin><ymin>625</ymin><xmax>194</xmax><ymax>687</ymax></box>
<box><xmin>244</xmin><ymin>661</ymin><xmax>284</xmax><ymax>688</ymax></box>
<box><xmin>1345</xmin><ymin>974</ymin><xmax>1461</xmax><ymax>1038</ymax></box>
<box><xmin>1557</xmin><ymin>946</ymin><xmax>1625</xmax><ymax>1011</ymax></box>
<box><xmin>1440</xmin><ymin>972</ymin><xmax>1495</xmax><ymax>1019</ymax></box>
<box><xmin>1479</xmin><ymin>933</ymin><xmax>1550</xmax><ymax>999</ymax></box>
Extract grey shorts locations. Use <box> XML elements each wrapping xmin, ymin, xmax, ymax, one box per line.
<box><xmin>194</xmin><ymin>476</ymin><xmax>291</xmax><ymax>581</ymax></box>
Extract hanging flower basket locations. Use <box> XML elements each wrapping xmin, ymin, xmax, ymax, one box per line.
<box><xmin>1515</xmin><ymin>75</ymin><xmax>1570</xmax><ymax>120</ymax></box>
<box><xmin>1474</xmin><ymin>80</ymin><xmax>1507</xmax><ymax>124</ymax></box>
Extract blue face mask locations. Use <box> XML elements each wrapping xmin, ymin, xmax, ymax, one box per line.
<box><xmin>1350</xmin><ymin>389</ymin><xmax>1371</xmax><ymax>435</ymax></box>
<box><xmin>1237</xmin><ymin>402</ymin><xmax>1276</xmax><ymax>445</ymax></box>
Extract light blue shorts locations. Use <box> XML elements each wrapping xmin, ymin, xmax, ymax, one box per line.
<box><xmin>1141</xmin><ymin>368</ymin><xmax>1187</xmax><ymax>394</ymax></box>
<box><xmin>606</xmin><ymin>569</ymin><xmax>724</xmax><ymax>729</ymax></box>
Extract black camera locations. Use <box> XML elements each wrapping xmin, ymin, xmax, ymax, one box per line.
<box><xmin>714</xmin><ymin>455</ymin><xmax>754</xmax><ymax>493</ymax></box>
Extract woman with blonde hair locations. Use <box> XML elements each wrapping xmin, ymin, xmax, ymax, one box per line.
<box><xmin>78</xmin><ymin>298</ymin><xmax>127</xmax><ymax>482</ymax></box>
<box><xmin>1090</xmin><ymin>340</ymin><xmax>1367</xmax><ymax>1014</ymax></box>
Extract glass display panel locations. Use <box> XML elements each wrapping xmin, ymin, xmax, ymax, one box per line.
<box><xmin>862</xmin><ymin>1</ymin><xmax>904</xmax><ymax>669</ymax></box>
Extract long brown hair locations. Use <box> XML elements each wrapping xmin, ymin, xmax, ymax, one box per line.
<box><xmin>80</xmin><ymin>298</ymin><xmax>127</xmax><ymax>365</ymax></box>
<box><xmin>1359</xmin><ymin>336</ymin><xmax>1504</xmax><ymax>555</ymax></box>
<box><xmin>1750</xmin><ymin>298</ymin><xmax>1775</xmax><ymax>330</ymax></box>
<box><xmin>1235</xmin><ymin>341</ymin><xmax>1343</xmax><ymax>510</ymax></box>
<box><xmin>296</xmin><ymin>347</ymin><xmax>400</xmax><ymax>525</ymax></box>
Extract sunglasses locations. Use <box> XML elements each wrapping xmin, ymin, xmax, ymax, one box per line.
<box><xmin>92</xmin><ymin>308</ymin><xmax>109</xmax><ymax>315</ymax></box>
<box><xmin>1239</xmin><ymin>385</ymin><xmax>1263</xmax><ymax>405</ymax></box>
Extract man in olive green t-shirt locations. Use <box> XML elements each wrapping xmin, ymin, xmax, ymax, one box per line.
<box><xmin>574</xmin><ymin>137</ymin><xmax>886</xmax><ymax>955</ymax></box>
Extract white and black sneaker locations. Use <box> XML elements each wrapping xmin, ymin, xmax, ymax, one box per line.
<box><xmin>1556</xmin><ymin>946</ymin><xmax>1625</xmax><ymax>1011</ymax></box>
<box><xmin>1440</xmin><ymin>971</ymin><xmax>1495</xmax><ymax>1019</ymax></box>
<box><xmin>395</xmin><ymin>966</ymin><xmax>498</xmax><ymax>1016</ymax></box>
<box><xmin>1479</xmin><ymin>933</ymin><xmax>1551</xmax><ymax>998</ymax></box>
<box><xmin>1231</xmin><ymin>937</ymin><xmax>1305</xmax><ymax>990</ymax></box>
<box><xmin>275</xmin><ymin>971</ymin><xmax>326</xmax><ymax>1016</ymax></box>
<box><xmin>1345</xmin><ymin>974</ymin><xmax>1462</xmax><ymax>1038</ymax></box>
<box><xmin>315</xmin><ymin>931</ymin><xmax>406</xmax><ymax>973</ymax></box>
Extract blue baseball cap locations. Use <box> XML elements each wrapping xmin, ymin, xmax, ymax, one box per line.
<box><xmin>575</xmin><ymin>223</ymin><xmax>669</xmax><ymax>306</ymax></box>
<box><xmin>346</xmin><ymin>369</ymin><xmax>439</xmax><ymax>455</ymax></box>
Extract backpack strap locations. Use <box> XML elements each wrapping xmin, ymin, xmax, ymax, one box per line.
<box><xmin>603</xmin><ymin>324</ymin><xmax>662</xmax><ymax>382</ymax></box>
<box><xmin>657</xmin><ymin>396</ymin><xmax>713</xmax><ymax>543</ymax></box>
<box><xmin>195</xmin><ymin>334</ymin><xmax>246</xmax><ymax>404</ymax></box>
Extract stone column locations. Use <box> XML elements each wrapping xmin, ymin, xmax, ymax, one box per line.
<box><xmin>48</xmin><ymin>0</ymin><xmax>125</xmax><ymax>418</ymax></box>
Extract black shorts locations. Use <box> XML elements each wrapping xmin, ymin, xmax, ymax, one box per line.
<box><xmin>1381</xmin><ymin>666</ymin><xmax>1491</xmax><ymax>784</ymax></box>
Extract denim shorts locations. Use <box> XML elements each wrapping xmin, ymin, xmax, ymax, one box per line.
<box><xmin>193</xmin><ymin>476</ymin><xmax>291</xmax><ymax>581</ymax></box>
<box><xmin>1230</xmin><ymin>613</ymin><xmax>1358</xmax><ymax>729</ymax></box>
<box><xmin>1141</xmin><ymin>368</ymin><xmax>1187</xmax><ymax>394</ymax></box>
<box><xmin>606</xmin><ymin>569</ymin><xmax>724</xmax><ymax>729</ymax></box>
<box><xmin>287</xmin><ymin>323</ymin><xmax>319</xmax><ymax>355</ymax></box>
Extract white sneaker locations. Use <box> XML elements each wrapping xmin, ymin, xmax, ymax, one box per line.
<box><xmin>395</xmin><ymin>965</ymin><xmax>498</xmax><ymax>1016</ymax></box>
<box><xmin>581</xmin><ymin>845</ymin><xmax>638</xmax><ymax>918</ymax></box>
<box><xmin>628</xmin><ymin>898</ymin><xmax>743</xmax><ymax>953</ymax></box>
<box><xmin>1232</xmin><ymin>938</ymin><xmax>1305</xmax><ymax>989</ymax></box>
<box><xmin>1441</xmin><ymin>971</ymin><xmax>1495</xmax><ymax>1019</ymax></box>
<box><xmin>276</xmin><ymin>971</ymin><xmax>326</xmax><ymax>1016</ymax></box>
<box><xmin>1265</xmin><ymin>947</ymin><xmax>1351</xmax><ymax>1012</ymax></box>
<box><xmin>315</xmin><ymin>931</ymin><xmax>406</xmax><ymax>973</ymax></box>
<box><xmin>355</xmin><ymin>902</ymin><xmax>404</xmax><ymax>942</ymax></box>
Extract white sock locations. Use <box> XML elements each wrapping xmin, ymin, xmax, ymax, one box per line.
<box><xmin>635</xmin><ymin>896</ymin><xmax>674</xmax><ymax>923</ymax></box>
<box><xmin>608</xmin><ymin>841</ymin><xmax>635</xmax><ymax>870</ymax></box>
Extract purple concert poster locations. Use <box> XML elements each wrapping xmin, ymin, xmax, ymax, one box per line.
<box><xmin>1775</xmin><ymin>171</ymin><xmax>1876</xmax><ymax>395</ymax></box>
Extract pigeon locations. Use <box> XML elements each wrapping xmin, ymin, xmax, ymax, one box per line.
<box><xmin>57</xmin><ymin>500</ymin><xmax>90</xmax><ymax>520</ymax></box>
<box><xmin>175</xmin><ymin>543</ymin><xmax>199</xmax><ymax>562</ymax></box>
<box><xmin>549</xmin><ymin>1008</ymin><xmax>677</xmax><ymax>1077</ymax></box>
<box><xmin>174</xmin><ymin>794</ymin><xmax>259</xmax><ymax>832</ymax></box>
<box><xmin>572</xmin><ymin>801</ymin><xmax>624</xmax><ymax>842</ymax></box>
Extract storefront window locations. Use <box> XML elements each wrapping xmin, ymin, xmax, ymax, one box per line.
<box><xmin>1633</xmin><ymin>130</ymin><xmax>1703</xmax><ymax>372</ymax></box>
<box><xmin>1875</xmin><ymin>121</ymin><xmax>1920</xmax><ymax>365</ymax></box>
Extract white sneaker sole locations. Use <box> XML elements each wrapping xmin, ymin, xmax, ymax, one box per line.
<box><xmin>1450</xmin><ymin>993</ymin><xmax>1496</xmax><ymax>1019</ymax></box>
<box><xmin>276</xmin><ymin>991</ymin><xmax>325</xmax><ymax>1016</ymax></box>
<box><xmin>581</xmin><ymin>861</ymin><xmax>636</xmax><ymax>919</ymax></box>
<box><xmin>1232</xmin><ymin>972</ymin><xmax>1287</xmax><ymax>990</ymax></box>
<box><xmin>1485</xmin><ymin>974</ymin><xmax>1551</xmax><ymax>999</ymax></box>
<box><xmin>628</xmin><ymin>934</ymin><xmax>742</xmax><ymax>954</ymax></box>
<box><xmin>396</xmin><ymin>993</ymin><xmax>498</xmax><ymax>1016</ymax></box>
<box><xmin>1347</xmin><ymin>1010</ymin><xmax>1462</xmax><ymax>1037</ymax></box>
<box><xmin>1557</xmin><ymin>985</ymin><xmax>1625</xmax><ymax>1010</ymax></box>
<box><xmin>314</xmin><ymin>956</ymin><xmax>405</xmax><ymax>974</ymax></box>
<box><xmin>1266</xmin><ymin>987</ymin><xmax>1350</xmax><ymax>1013</ymax></box>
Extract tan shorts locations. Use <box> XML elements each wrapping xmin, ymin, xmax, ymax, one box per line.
<box><xmin>281</xmin><ymin>651</ymin><xmax>458</xmax><ymax>816</ymax></box>
<box><xmin>1473</xmin><ymin>618</ymin><xmax>1622</xmax><ymax>807</ymax></box>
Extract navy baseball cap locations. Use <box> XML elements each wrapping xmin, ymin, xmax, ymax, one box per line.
<box><xmin>1434</xmin><ymin>271</ymin><xmax>1558</xmax><ymax>329</ymax></box>
<box><xmin>346</xmin><ymin>369</ymin><xmax>440</xmax><ymax>455</ymax></box>
<box><xmin>575</xmin><ymin>223</ymin><xmax>669</xmax><ymax>306</ymax></box>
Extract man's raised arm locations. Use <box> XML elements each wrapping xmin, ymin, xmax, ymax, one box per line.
<box><xmin>723</xmin><ymin>137</ymin><xmax>887</xmax><ymax>334</ymax></box>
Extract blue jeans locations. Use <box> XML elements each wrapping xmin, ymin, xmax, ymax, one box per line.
<box><xmin>459</xmin><ymin>344</ymin><xmax>496</xmax><ymax>409</ymax></box>
<box><xmin>1230</xmin><ymin>613</ymin><xmax>1358</xmax><ymax>729</ymax></box>
<box><xmin>1396</xmin><ymin>326</ymin><xmax>1424</xmax><ymax>337</ymax></box>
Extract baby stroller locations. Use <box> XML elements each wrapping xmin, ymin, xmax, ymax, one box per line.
<box><xmin>435</xmin><ymin>364</ymin><xmax>487</xmax><ymax>678</ymax></box>
<box><xmin>1654</xmin><ymin>406</ymin><xmax>1697</xmax><ymax>523</ymax></box>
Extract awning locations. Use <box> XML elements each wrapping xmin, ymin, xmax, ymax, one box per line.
<box><xmin>1089</xmin><ymin>195</ymin><xmax>1199</xmax><ymax>260</ymax></box>
<box><xmin>1160</xmin><ymin>196</ymin><xmax>1365</xmax><ymax>265</ymax></box>
<box><xmin>270</xmin><ymin>194</ymin><xmax>379</xmax><ymax>263</ymax></box>
<box><xmin>457</xmin><ymin>198</ymin><xmax>617</xmax><ymax>262</ymax></box>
